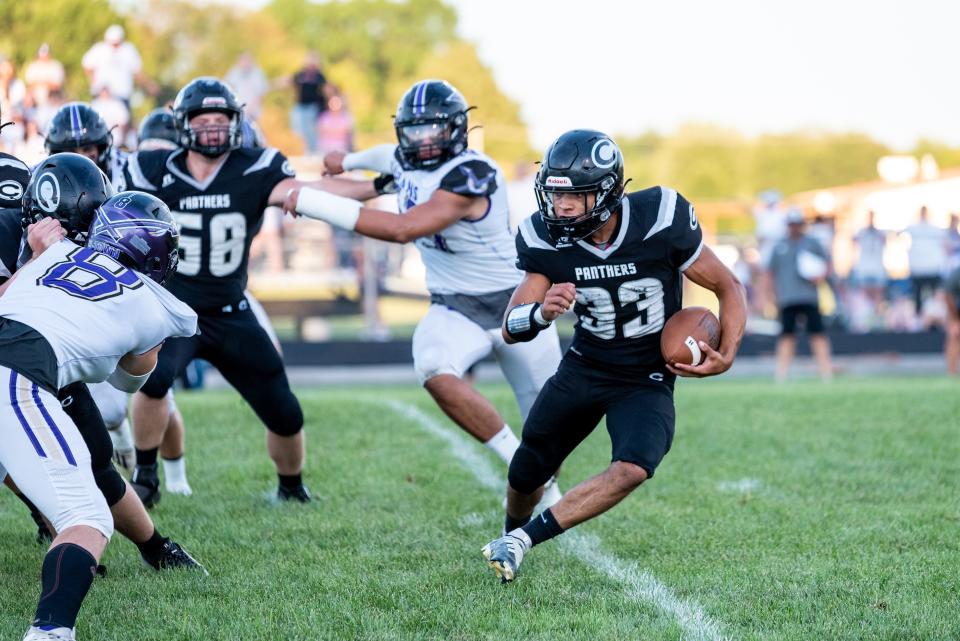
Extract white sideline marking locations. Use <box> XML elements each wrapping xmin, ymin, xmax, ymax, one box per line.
<box><xmin>384</xmin><ymin>400</ymin><xmax>732</xmax><ymax>641</ymax></box>
<box><xmin>717</xmin><ymin>478</ymin><xmax>762</xmax><ymax>494</ymax></box>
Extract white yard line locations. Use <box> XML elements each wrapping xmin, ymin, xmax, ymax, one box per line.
<box><xmin>383</xmin><ymin>399</ymin><xmax>733</xmax><ymax>641</ymax></box>
<box><xmin>717</xmin><ymin>478</ymin><xmax>763</xmax><ymax>494</ymax></box>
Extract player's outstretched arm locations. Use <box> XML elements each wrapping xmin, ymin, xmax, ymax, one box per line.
<box><xmin>501</xmin><ymin>273</ymin><xmax>573</xmax><ymax>344</ymax></box>
<box><xmin>669</xmin><ymin>244</ymin><xmax>747</xmax><ymax>378</ymax></box>
<box><xmin>282</xmin><ymin>187</ymin><xmax>479</xmax><ymax>244</ymax></box>
<box><xmin>323</xmin><ymin>144</ymin><xmax>397</xmax><ymax>176</ymax></box>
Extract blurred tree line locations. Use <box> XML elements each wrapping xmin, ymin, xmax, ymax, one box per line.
<box><xmin>1</xmin><ymin>0</ymin><xmax>958</xmax><ymax>201</ymax></box>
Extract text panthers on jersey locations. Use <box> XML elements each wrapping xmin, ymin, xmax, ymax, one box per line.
<box><xmin>516</xmin><ymin>186</ymin><xmax>703</xmax><ymax>378</ymax></box>
<box><xmin>122</xmin><ymin>147</ymin><xmax>294</xmax><ymax>311</ymax></box>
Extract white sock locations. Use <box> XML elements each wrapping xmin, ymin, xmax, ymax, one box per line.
<box><xmin>162</xmin><ymin>456</ymin><xmax>188</xmax><ymax>486</ymax></box>
<box><xmin>485</xmin><ymin>425</ymin><xmax>520</xmax><ymax>465</ymax></box>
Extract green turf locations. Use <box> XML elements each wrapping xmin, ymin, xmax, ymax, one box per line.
<box><xmin>1</xmin><ymin>378</ymin><xmax>958</xmax><ymax>640</ymax></box>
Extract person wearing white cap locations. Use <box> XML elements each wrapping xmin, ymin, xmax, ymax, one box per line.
<box><xmin>766</xmin><ymin>208</ymin><xmax>834</xmax><ymax>382</ymax></box>
<box><xmin>81</xmin><ymin>25</ymin><xmax>156</xmax><ymax>109</ymax></box>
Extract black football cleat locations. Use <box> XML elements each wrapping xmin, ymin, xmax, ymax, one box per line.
<box><xmin>276</xmin><ymin>484</ymin><xmax>312</xmax><ymax>503</ymax></box>
<box><xmin>141</xmin><ymin>538</ymin><xmax>208</xmax><ymax>576</ymax></box>
<box><xmin>131</xmin><ymin>464</ymin><xmax>161</xmax><ymax>509</ymax></box>
<box><xmin>30</xmin><ymin>510</ymin><xmax>53</xmax><ymax>545</ymax></box>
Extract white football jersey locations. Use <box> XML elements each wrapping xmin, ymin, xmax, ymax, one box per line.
<box><xmin>0</xmin><ymin>240</ymin><xmax>197</xmax><ymax>389</ymax></box>
<box><xmin>392</xmin><ymin>150</ymin><xmax>522</xmax><ymax>295</ymax></box>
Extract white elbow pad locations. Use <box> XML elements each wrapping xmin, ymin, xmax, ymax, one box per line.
<box><xmin>342</xmin><ymin>144</ymin><xmax>398</xmax><ymax>174</ymax></box>
<box><xmin>107</xmin><ymin>364</ymin><xmax>154</xmax><ymax>393</ymax></box>
<box><xmin>296</xmin><ymin>187</ymin><xmax>361</xmax><ymax>230</ymax></box>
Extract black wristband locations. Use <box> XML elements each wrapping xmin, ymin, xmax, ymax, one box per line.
<box><xmin>373</xmin><ymin>173</ymin><xmax>397</xmax><ymax>195</ymax></box>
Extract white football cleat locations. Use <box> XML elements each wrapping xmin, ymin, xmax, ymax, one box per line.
<box><xmin>165</xmin><ymin>479</ymin><xmax>193</xmax><ymax>496</ymax></box>
<box><xmin>108</xmin><ymin>420</ymin><xmax>135</xmax><ymax>472</ymax></box>
<box><xmin>23</xmin><ymin>626</ymin><xmax>76</xmax><ymax>641</ymax></box>
<box><xmin>481</xmin><ymin>533</ymin><xmax>529</xmax><ymax>583</ymax></box>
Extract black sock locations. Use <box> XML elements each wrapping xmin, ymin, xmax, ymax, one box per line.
<box><xmin>278</xmin><ymin>473</ymin><xmax>302</xmax><ymax>490</ymax></box>
<box><xmin>504</xmin><ymin>513</ymin><xmax>529</xmax><ymax>532</ymax></box>
<box><xmin>33</xmin><ymin>543</ymin><xmax>97</xmax><ymax>630</ymax></box>
<box><xmin>134</xmin><ymin>529</ymin><xmax>167</xmax><ymax>556</ymax></box>
<box><xmin>521</xmin><ymin>508</ymin><xmax>564</xmax><ymax>547</ymax></box>
<box><xmin>135</xmin><ymin>447</ymin><xmax>158</xmax><ymax>468</ymax></box>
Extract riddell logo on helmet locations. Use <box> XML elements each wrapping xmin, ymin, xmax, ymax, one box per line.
<box><xmin>202</xmin><ymin>97</ymin><xmax>227</xmax><ymax>107</ymax></box>
<box><xmin>545</xmin><ymin>176</ymin><xmax>573</xmax><ymax>187</ymax></box>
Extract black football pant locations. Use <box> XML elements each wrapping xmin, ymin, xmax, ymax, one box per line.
<box><xmin>139</xmin><ymin>308</ymin><xmax>303</xmax><ymax>436</ymax></box>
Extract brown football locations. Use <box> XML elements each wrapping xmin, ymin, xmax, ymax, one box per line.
<box><xmin>660</xmin><ymin>307</ymin><xmax>721</xmax><ymax>366</ymax></box>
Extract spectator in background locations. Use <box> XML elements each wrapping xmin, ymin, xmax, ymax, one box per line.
<box><xmin>91</xmin><ymin>85</ymin><xmax>130</xmax><ymax>143</ymax></box>
<box><xmin>903</xmin><ymin>205</ymin><xmax>946</xmax><ymax>315</ymax></box>
<box><xmin>24</xmin><ymin>43</ymin><xmax>64</xmax><ymax>108</ymax></box>
<box><xmin>945</xmin><ymin>213</ymin><xmax>960</xmax><ymax>272</ymax></box>
<box><xmin>0</xmin><ymin>56</ymin><xmax>26</xmax><ymax>119</ymax></box>
<box><xmin>767</xmin><ymin>209</ymin><xmax>834</xmax><ymax>382</ymax></box>
<box><xmin>82</xmin><ymin>25</ymin><xmax>156</xmax><ymax>113</ymax></box>
<box><xmin>754</xmin><ymin>189</ymin><xmax>786</xmax><ymax>317</ymax></box>
<box><xmin>289</xmin><ymin>52</ymin><xmax>328</xmax><ymax>154</ymax></box>
<box><xmin>943</xmin><ymin>265</ymin><xmax>960</xmax><ymax>374</ymax></box>
<box><xmin>852</xmin><ymin>210</ymin><xmax>888</xmax><ymax>314</ymax></box>
<box><xmin>316</xmin><ymin>88</ymin><xmax>353</xmax><ymax>155</ymax></box>
<box><xmin>506</xmin><ymin>161</ymin><xmax>538</xmax><ymax>231</ymax></box>
<box><xmin>225</xmin><ymin>52</ymin><xmax>270</xmax><ymax>122</ymax></box>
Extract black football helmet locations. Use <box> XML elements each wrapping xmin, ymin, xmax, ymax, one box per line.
<box><xmin>0</xmin><ymin>152</ymin><xmax>31</xmax><ymax>208</ymax></box>
<box><xmin>394</xmin><ymin>79</ymin><xmax>469</xmax><ymax>170</ymax></box>
<box><xmin>534</xmin><ymin>129</ymin><xmax>625</xmax><ymax>247</ymax></box>
<box><xmin>23</xmin><ymin>153</ymin><xmax>115</xmax><ymax>240</ymax></box>
<box><xmin>172</xmin><ymin>77</ymin><xmax>243</xmax><ymax>157</ymax></box>
<box><xmin>137</xmin><ymin>108</ymin><xmax>179</xmax><ymax>151</ymax></box>
<box><xmin>45</xmin><ymin>102</ymin><xmax>114</xmax><ymax>172</ymax></box>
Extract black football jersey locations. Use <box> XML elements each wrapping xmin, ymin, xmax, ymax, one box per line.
<box><xmin>123</xmin><ymin>147</ymin><xmax>295</xmax><ymax>311</ymax></box>
<box><xmin>0</xmin><ymin>207</ymin><xmax>24</xmax><ymax>284</ymax></box>
<box><xmin>516</xmin><ymin>186</ymin><xmax>703</xmax><ymax>376</ymax></box>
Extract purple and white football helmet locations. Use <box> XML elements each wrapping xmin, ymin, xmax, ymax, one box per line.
<box><xmin>85</xmin><ymin>191</ymin><xmax>180</xmax><ymax>285</ymax></box>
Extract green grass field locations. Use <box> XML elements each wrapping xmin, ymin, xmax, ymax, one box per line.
<box><xmin>1</xmin><ymin>378</ymin><xmax>958</xmax><ymax>640</ymax></box>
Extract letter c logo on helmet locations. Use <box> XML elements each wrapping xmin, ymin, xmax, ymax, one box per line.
<box><xmin>590</xmin><ymin>139</ymin><xmax>618</xmax><ymax>169</ymax></box>
<box><xmin>36</xmin><ymin>172</ymin><xmax>61</xmax><ymax>213</ymax></box>
<box><xmin>0</xmin><ymin>179</ymin><xmax>22</xmax><ymax>202</ymax></box>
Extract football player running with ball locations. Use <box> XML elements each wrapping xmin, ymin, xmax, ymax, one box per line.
<box><xmin>481</xmin><ymin>130</ymin><xmax>747</xmax><ymax>582</ymax></box>
<box><xmin>286</xmin><ymin>80</ymin><xmax>563</xmax><ymax>498</ymax></box>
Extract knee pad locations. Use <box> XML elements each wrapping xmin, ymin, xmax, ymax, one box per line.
<box><xmin>92</xmin><ymin>462</ymin><xmax>127</xmax><ymax>507</ymax></box>
<box><xmin>264</xmin><ymin>392</ymin><xmax>304</xmax><ymax>437</ymax></box>
<box><xmin>507</xmin><ymin>441</ymin><xmax>556</xmax><ymax>495</ymax></box>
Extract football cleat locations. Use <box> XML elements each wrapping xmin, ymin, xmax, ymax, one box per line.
<box><xmin>22</xmin><ymin>626</ymin><xmax>76</xmax><ymax>641</ymax></box>
<box><xmin>30</xmin><ymin>511</ymin><xmax>53</xmax><ymax>545</ymax></box>
<box><xmin>131</xmin><ymin>464</ymin><xmax>160</xmax><ymax>509</ymax></box>
<box><xmin>276</xmin><ymin>484</ymin><xmax>312</xmax><ymax>503</ymax></box>
<box><xmin>141</xmin><ymin>539</ymin><xmax>208</xmax><ymax>576</ymax></box>
<box><xmin>108</xmin><ymin>421</ymin><xmax>135</xmax><ymax>472</ymax></box>
<box><xmin>481</xmin><ymin>534</ymin><xmax>529</xmax><ymax>583</ymax></box>
<box><xmin>164</xmin><ymin>479</ymin><xmax>193</xmax><ymax>496</ymax></box>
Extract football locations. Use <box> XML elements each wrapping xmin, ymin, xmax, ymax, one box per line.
<box><xmin>660</xmin><ymin>307</ymin><xmax>721</xmax><ymax>366</ymax></box>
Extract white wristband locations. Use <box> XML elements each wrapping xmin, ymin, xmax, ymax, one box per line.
<box><xmin>342</xmin><ymin>144</ymin><xmax>397</xmax><ymax>174</ymax></box>
<box><xmin>533</xmin><ymin>305</ymin><xmax>551</xmax><ymax>327</ymax></box>
<box><xmin>296</xmin><ymin>187</ymin><xmax>361</xmax><ymax>230</ymax></box>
